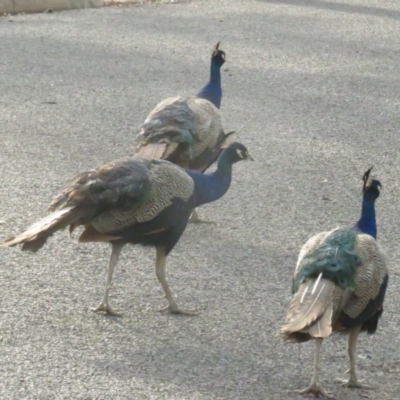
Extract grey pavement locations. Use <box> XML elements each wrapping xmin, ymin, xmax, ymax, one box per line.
<box><xmin>1</xmin><ymin>0</ymin><xmax>400</xmax><ymax>399</ymax></box>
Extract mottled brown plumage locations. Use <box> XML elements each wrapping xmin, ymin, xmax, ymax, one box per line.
<box><xmin>135</xmin><ymin>96</ymin><xmax>233</xmax><ymax>171</ymax></box>
<box><xmin>3</xmin><ymin>158</ymin><xmax>193</xmax><ymax>252</ymax></box>
<box><xmin>1</xmin><ymin>157</ymin><xmax>197</xmax><ymax>315</ymax></box>
<box><xmin>281</xmin><ymin>231</ymin><xmax>387</xmax><ymax>343</ymax></box>
<box><xmin>1</xmin><ymin>142</ymin><xmax>252</xmax><ymax>316</ymax></box>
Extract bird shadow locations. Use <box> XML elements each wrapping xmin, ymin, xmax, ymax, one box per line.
<box><xmin>258</xmin><ymin>0</ymin><xmax>400</xmax><ymax>20</ymax></box>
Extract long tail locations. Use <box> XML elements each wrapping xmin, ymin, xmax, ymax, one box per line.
<box><xmin>1</xmin><ymin>207</ymin><xmax>82</xmax><ymax>252</ymax></box>
<box><xmin>280</xmin><ymin>275</ymin><xmax>336</xmax><ymax>343</ymax></box>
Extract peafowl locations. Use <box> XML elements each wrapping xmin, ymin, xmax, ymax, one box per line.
<box><xmin>1</xmin><ymin>142</ymin><xmax>253</xmax><ymax>316</ymax></box>
<box><xmin>196</xmin><ymin>41</ymin><xmax>226</xmax><ymax>109</ymax></box>
<box><xmin>134</xmin><ymin>95</ymin><xmax>234</xmax><ymax>222</ymax></box>
<box><xmin>280</xmin><ymin>168</ymin><xmax>388</xmax><ymax>399</ymax></box>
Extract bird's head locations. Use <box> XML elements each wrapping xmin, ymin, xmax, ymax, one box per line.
<box><xmin>220</xmin><ymin>142</ymin><xmax>254</xmax><ymax>164</ymax></box>
<box><xmin>362</xmin><ymin>167</ymin><xmax>382</xmax><ymax>200</ymax></box>
<box><xmin>211</xmin><ymin>41</ymin><xmax>226</xmax><ymax>67</ymax></box>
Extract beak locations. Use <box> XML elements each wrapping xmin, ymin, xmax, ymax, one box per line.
<box><xmin>246</xmin><ymin>153</ymin><xmax>254</xmax><ymax>161</ymax></box>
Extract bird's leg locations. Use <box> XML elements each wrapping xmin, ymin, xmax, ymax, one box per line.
<box><xmin>188</xmin><ymin>208</ymin><xmax>214</xmax><ymax>224</ymax></box>
<box><xmin>335</xmin><ymin>326</ymin><xmax>376</xmax><ymax>389</ymax></box>
<box><xmin>92</xmin><ymin>241</ymin><xmax>125</xmax><ymax>316</ymax></box>
<box><xmin>297</xmin><ymin>339</ymin><xmax>336</xmax><ymax>399</ymax></box>
<box><xmin>155</xmin><ymin>246</ymin><xmax>197</xmax><ymax>316</ymax></box>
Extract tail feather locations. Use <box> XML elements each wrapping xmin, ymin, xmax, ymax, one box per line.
<box><xmin>280</xmin><ymin>276</ymin><xmax>336</xmax><ymax>342</ymax></box>
<box><xmin>308</xmin><ymin>303</ymin><xmax>333</xmax><ymax>337</ymax></box>
<box><xmin>136</xmin><ymin>142</ymin><xmax>179</xmax><ymax>160</ymax></box>
<box><xmin>1</xmin><ymin>207</ymin><xmax>82</xmax><ymax>252</ymax></box>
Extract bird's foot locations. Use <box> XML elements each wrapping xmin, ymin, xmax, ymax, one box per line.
<box><xmin>296</xmin><ymin>383</ymin><xmax>336</xmax><ymax>399</ymax></box>
<box><xmin>335</xmin><ymin>377</ymin><xmax>375</xmax><ymax>389</ymax></box>
<box><xmin>159</xmin><ymin>304</ymin><xmax>198</xmax><ymax>316</ymax></box>
<box><xmin>91</xmin><ymin>302</ymin><xmax>123</xmax><ymax>317</ymax></box>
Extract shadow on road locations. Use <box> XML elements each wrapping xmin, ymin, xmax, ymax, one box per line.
<box><xmin>259</xmin><ymin>0</ymin><xmax>400</xmax><ymax>20</ymax></box>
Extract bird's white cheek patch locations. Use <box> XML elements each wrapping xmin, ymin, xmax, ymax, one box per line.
<box><xmin>236</xmin><ymin>149</ymin><xmax>244</xmax><ymax>158</ymax></box>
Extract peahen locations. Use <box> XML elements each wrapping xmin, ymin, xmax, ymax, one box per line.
<box><xmin>1</xmin><ymin>142</ymin><xmax>253</xmax><ymax>316</ymax></box>
<box><xmin>280</xmin><ymin>168</ymin><xmax>388</xmax><ymax>399</ymax></box>
<box><xmin>134</xmin><ymin>95</ymin><xmax>234</xmax><ymax>222</ymax></box>
<box><xmin>196</xmin><ymin>41</ymin><xmax>226</xmax><ymax>109</ymax></box>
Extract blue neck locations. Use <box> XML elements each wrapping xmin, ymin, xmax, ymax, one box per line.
<box><xmin>209</xmin><ymin>60</ymin><xmax>222</xmax><ymax>84</ymax></box>
<box><xmin>186</xmin><ymin>153</ymin><xmax>232</xmax><ymax>207</ymax></box>
<box><xmin>196</xmin><ymin>60</ymin><xmax>222</xmax><ymax>108</ymax></box>
<box><xmin>353</xmin><ymin>195</ymin><xmax>377</xmax><ymax>239</ymax></box>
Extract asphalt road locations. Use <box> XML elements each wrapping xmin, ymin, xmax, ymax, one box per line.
<box><xmin>1</xmin><ymin>0</ymin><xmax>400</xmax><ymax>399</ymax></box>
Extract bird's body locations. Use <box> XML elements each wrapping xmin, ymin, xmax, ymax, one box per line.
<box><xmin>134</xmin><ymin>96</ymin><xmax>234</xmax><ymax>222</ymax></box>
<box><xmin>196</xmin><ymin>42</ymin><xmax>226</xmax><ymax>109</ymax></box>
<box><xmin>1</xmin><ymin>142</ymin><xmax>252</xmax><ymax>316</ymax></box>
<box><xmin>135</xmin><ymin>96</ymin><xmax>231</xmax><ymax>173</ymax></box>
<box><xmin>280</xmin><ymin>168</ymin><xmax>387</xmax><ymax>398</ymax></box>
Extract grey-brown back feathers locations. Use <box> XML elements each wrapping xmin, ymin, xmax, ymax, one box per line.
<box><xmin>1</xmin><ymin>157</ymin><xmax>195</xmax><ymax>252</ymax></box>
<box><xmin>134</xmin><ymin>96</ymin><xmax>232</xmax><ymax>170</ymax></box>
<box><xmin>280</xmin><ymin>229</ymin><xmax>388</xmax><ymax>342</ymax></box>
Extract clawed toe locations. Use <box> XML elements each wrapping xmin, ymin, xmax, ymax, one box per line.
<box><xmin>296</xmin><ymin>383</ymin><xmax>336</xmax><ymax>399</ymax></box>
<box><xmin>159</xmin><ymin>304</ymin><xmax>198</xmax><ymax>316</ymax></box>
<box><xmin>334</xmin><ymin>378</ymin><xmax>375</xmax><ymax>389</ymax></box>
<box><xmin>91</xmin><ymin>302</ymin><xmax>123</xmax><ymax>317</ymax></box>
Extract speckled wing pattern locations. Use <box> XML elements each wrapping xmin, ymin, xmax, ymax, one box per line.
<box><xmin>281</xmin><ymin>228</ymin><xmax>388</xmax><ymax>342</ymax></box>
<box><xmin>134</xmin><ymin>96</ymin><xmax>226</xmax><ymax>167</ymax></box>
<box><xmin>48</xmin><ymin>157</ymin><xmax>152</xmax><ymax>213</ymax></box>
<box><xmin>1</xmin><ymin>157</ymin><xmax>195</xmax><ymax>251</ymax></box>
<box><xmin>50</xmin><ymin>157</ymin><xmax>195</xmax><ymax>233</ymax></box>
<box><xmin>341</xmin><ymin>234</ymin><xmax>388</xmax><ymax>319</ymax></box>
<box><xmin>91</xmin><ymin>159</ymin><xmax>195</xmax><ymax>232</ymax></box>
